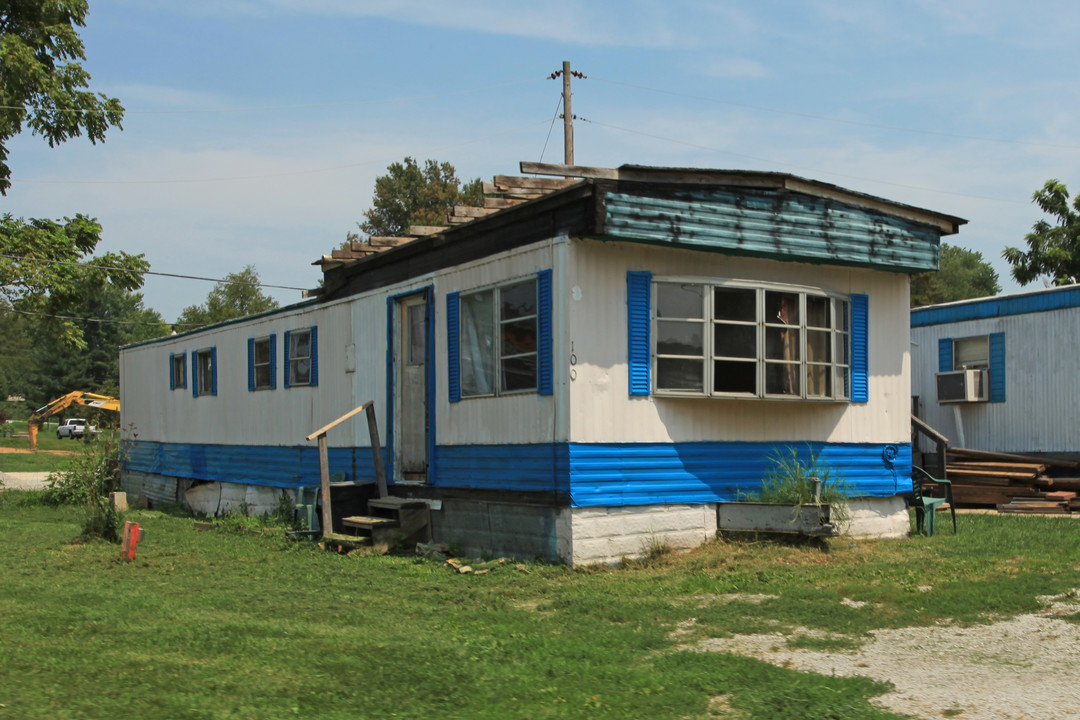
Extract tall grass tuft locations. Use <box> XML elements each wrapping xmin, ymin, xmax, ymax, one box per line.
<box><xmin>743</xmin><ymin>446</ymin><xmax>853</xmax><ymax>528</ymax></box>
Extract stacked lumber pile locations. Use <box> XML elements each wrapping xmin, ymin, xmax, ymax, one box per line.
<box><xmin>942</xmin><ymin>448</ymin><xmax>1080</xmax><ymax>514</ymax></box>
<box><xmin>312</xmin><ymin>175</ymin><xmax>580</xmax><ymax>272</ymax></box>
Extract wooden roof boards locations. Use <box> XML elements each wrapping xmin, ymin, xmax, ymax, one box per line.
<box><xmin>315</xmin><ymin>162</ymin><xmax>966</xmax><ymax>301</ymax></box>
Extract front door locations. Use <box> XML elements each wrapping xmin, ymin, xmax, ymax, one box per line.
<box><xmin>396</xmin><ymin>294</ymin><xmax>428</xmax><ymax>481</ymax></box>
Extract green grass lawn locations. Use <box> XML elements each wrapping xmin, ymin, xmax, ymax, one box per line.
<box><xmin>1</xmin><ymin>494</ymin><xmax>1078</xmax><ymax>719</ymax></box>
<box><xmin>0</xmin><ymin>420</ymin><xmax>100</xmax><ymax>474</ymax></box>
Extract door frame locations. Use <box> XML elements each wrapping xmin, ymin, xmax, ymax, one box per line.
<box><xmin>386</xmin><ymin>286</ymin><xmax>436</xmax><ymax>484</ymax></box>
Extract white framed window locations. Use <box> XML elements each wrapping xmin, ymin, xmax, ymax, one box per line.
<box><xmin>653</xmin><ymin>279</ymin><xmax>850</xmax><ymax>400</ymax></box>
<box><xmin>170</xmin><ymin>353</ymin><xmax>186</xmax><ymax>390</ymax></box>
<box><xmin>252</xmin><ymin>337</ymin><xmax>272</xmax><ymax>389</ymax></box>
<box><xmin>195</xmin><ymin>348</ymin><xmax>215</xmax><ymax>397</ymax></box>
<box><xmin>459</xmin><ymin>277</ymin><xmax>538</xmax><ymax>397</ymax></box>
<box><xmin>288</xmin><ymin>329</ymin><xmax>312</xmax><ymax>386</ymax></box>
<box><xmin>952</xmin><ymin>336</ymin><xmax>989</xmax><ymax>370</ymax></box>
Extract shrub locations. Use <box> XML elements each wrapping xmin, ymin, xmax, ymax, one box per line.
<box><xmin>44</xmin><ymin>432</ymin><xmax>125</xmax><ymax>542</ymax></box>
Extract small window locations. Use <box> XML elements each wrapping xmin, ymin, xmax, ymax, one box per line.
<box><xmin>953</xmin><ymin>336</ymin><xmax>989</xmax><ymax>370</ymax></box>
<box><xmin>289</xmin><ymin>329</ymin><xmax>312</xmax><ymax>386</ymax></box>
<box><xmin>459</xmin><ymin>278</ymin><xmax>537</xmax><ymax>397</ymax></box>
<box><xmin>252</xmin><ymin>337</ymin><xmax>272</xmax><ymax>390</ymax></box>
<box><xmin>170</xmin><ymin>353</ymin><xmax>186</xmax><ymax>390</ymax></box>
<box><xmin>195</xmin><ymin>348</ymin><xmax>215</xmax><ymax>397</ymax></box>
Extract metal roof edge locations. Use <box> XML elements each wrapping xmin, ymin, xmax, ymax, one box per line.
<box><xmin>911</xmin><ymin>284</ymin><xmax>1080</xmax><ymax>327</ymax></box>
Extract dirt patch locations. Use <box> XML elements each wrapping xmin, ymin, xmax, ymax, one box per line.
<box><xmin>689</xmin><ymin>591</ymin><xmax>1080</xmax><ymax>720</ymax></box>
<box><xmin>0</xmin><ymin>447</ymin><xmax>78</xmax><ymax>455</ymax></box>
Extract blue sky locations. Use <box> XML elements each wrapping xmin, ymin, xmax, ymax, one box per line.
<box><xmin>5</xmin><ymin>1</ymin><xmax>1080</xmax><ymax>320</ymax></box>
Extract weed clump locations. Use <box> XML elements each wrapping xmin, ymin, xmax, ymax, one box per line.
<box><xmin>742</xmin><ymin>446</ymin><xmax>854</xmax><ymax>529</ymax></box>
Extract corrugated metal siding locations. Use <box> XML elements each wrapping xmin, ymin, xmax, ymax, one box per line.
<box><xmin>435</xmin><ymin>243</ymin><xmax>559</xmax><ymax>447</ymax></box>
<box><xmin>567</xmin><ymin>441</ymin><xmax>910</xmax><ymax>506</ymax></box>
<box><xmin>603</xmin><ymin>189</ymin><xmax>941</xmax><ymax>273</ymax></box>
<box><xmin>912</xmin><ymin>307</ymin><xmax>1080</xmax><ymax>454</ymax></box>
<box><xmin>124</xmin><ymin>441</ymin><xmax>389</xmax><ymax>489</ymax></box>
<box><xmin>435</xmin><ymin>444</ymin><xmax>568</xmax><ymax>495</ymax></box>
<box><xmin>567</xmin><ymin>240</ymin><xmax>912</xmax><ymax>444</ymax></box>
<box><xmin>912</xmin><ymin>284</ymin><xmax>1080</xmax><ymax>327</ymax></box>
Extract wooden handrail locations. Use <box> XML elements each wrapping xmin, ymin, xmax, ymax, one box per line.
<box><xmin>306</xmin><ymin>401</ymin><xmax>373</xmax><ymax>441</ymax></box>
<box><xmin>305</xmin><ymin>401</ymin><xmax>389</xmax><ymax>535</ymax></box>
<box><xmin>911</xmin><ymin>413</ymin><xmax>949</xmax><ymax>480</ymax></box>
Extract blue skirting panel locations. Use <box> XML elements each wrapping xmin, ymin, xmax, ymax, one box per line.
<box><xmin>125</xmin><ymin>440</ymin><xmax>910</xmax><ymax>507</ymax></box>
<box><xmin>124</xmin><ymin>441</ymin><xmax>388</xmax><ymax>490</ymax></box>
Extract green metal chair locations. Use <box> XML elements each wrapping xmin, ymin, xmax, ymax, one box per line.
<box><xmin>911</xmin><ymin>466</ymin><xmax>956</xmax><ymax>536</ymax></box>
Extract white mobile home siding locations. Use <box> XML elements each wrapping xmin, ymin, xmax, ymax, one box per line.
<box><xmin>911</xmin><ymin>289</ymin><xmax>1080</xmax><ymax>455</ymax></box>
<box><xmin>566</xmin><ymin>239</ymin><xmax>912</xmax><ymax>444</ymax></box>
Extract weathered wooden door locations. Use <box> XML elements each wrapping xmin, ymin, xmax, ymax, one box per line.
<box><xmin>396</xmin><ymin>294</ymin><xmax>428</xmax><ymax>481</ymax></box>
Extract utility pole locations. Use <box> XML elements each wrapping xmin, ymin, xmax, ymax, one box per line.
<box><xmin>562</xmin><ymin>60</ymin><xmax>573</xmax><ymax>166</ymax></box>
<box><xmin>549</xmin><ymin>61</ymin><xmax>586</xmax><ymax>166</ymax></box>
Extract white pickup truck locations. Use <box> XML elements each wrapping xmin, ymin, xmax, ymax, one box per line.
<box><xmin>56</xmin><ymin>418</ymin><xmax>96</xmax><ymax>439</ymax></box>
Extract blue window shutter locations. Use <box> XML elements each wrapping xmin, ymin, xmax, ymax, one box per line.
<box><xmin>210</xmin><ymin>347</ymin><xmax>218</xmax><ymax>396</ymax></box>
<box><xmin>283</xmin><ymin>330</ymin><xmax>292</xmax><ymax>389</ymax></box>
<box><xmin>537</xmin><ymin>269</ymin><xmax>553</xmax><ymax>396</ymax></box>
<box><xmin>169</xmin><ymin>353</ymin><xmax>176</xmax><ymax>390</ymax></box>
<box><xmin>191</xmin><ymin>350</ymin><xmax>199</xmax><ymax>398</ymax></box>
<box><xmin>269</xmin><ymin>334</ymin><xmax>277</xmax><ymax>390</ymax></box>
<box><xmin>447</xmin><ymin>292</ymin><xmax>461</xmax><ymax>402</ymax></box>
<box><xmin>309</xmin><ymin>326</ymin><xmax>319</xmax><ymax>387</ymax></box>
<box><xmin>850</xmin><ymin>293</ymin><xmax>869</xmax><ymax>403</ymax></box>
<box><xmin>938</xmin><ymin>338</ymin><xmax>953</xmax><ymax>373</ymax></box>
<box><xmin>989</xmin><ymin>332</ymin><xmax>1006</xmax><ymax>403</ymax></box>
<box><xmin>247</xmin><ymin>339</ymin><xmax>255</xmax><ymax>391</ymax></box>
<box><xmin>627</xmin><ymin>271</ymin><xmax>652</xmax><ymax>396</ymax></box>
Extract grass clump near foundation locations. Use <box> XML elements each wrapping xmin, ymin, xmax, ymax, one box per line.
<box><xmin>743</xmin><ymin>446</ymin><xmax>854</xmax><ymax>529</ymax></box>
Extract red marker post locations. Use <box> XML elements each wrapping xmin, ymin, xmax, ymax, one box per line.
<box><xmin>121</xmin><ymin>521</ymin><xmax>142</xmax><ymax>561</ymax></box>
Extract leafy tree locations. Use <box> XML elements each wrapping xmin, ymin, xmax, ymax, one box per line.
<box><xmin>359</xmin><ymin>157</ymin><xmax>483</xmax><ymax>237</ymax></box>
<box><xmin>1</xmin><ymin>213</ymin><xmax>149</xmax><ymax>348</ymax></box>
<box><xmin>0</xmin><ymin>0</ymin><xmax>124</xmax><ymax>194</ymax></box>
<box><xmin>27</xmin><ymin>278</ymin><xmax>168</xmax><ymax>407</ymax></box>
<box><xmin>1003</xmin><ymin>179</ymin><xmax>1080</xmax><ymax>286</ymax></box>
<box><xmin>910</xmin><ymin>243</ymin><xmax>1001</xmax><ymax>307</ymax></box>
<box><xmin>176</xmin><ymin>265</ymin><xmax>279</xmax><ymax>329</ymax></box>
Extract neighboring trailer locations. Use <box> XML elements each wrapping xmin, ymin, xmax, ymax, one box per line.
<box><xmin>121</xmin><ymin>164</ymin><xmax>965</xmax><ymax>564</ymax></box>
<box><xmin>911</xmin><ymin>284</ymin><xmax>1080</xmax><ymax>457</ymax></box>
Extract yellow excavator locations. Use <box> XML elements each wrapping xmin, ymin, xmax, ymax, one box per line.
<box><xmin>27</xmin><ymin>391</ymin><xmax>121</xmax><ymax>451</ymax></box>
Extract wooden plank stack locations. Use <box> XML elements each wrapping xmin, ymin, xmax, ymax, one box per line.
<box><xmin>940</xmin><ymin>448</ymin><xmax>1080</xmax><ymax>514</ymax></box>
<box><xmin>312</xmin><ymin>175</ymin><xmax>581</xmax><ymax>273</ymax></box>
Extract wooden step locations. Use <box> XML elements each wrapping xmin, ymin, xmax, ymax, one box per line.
<box><xmin>368</xmin><ymin>497</ymin><xmax>429</xmax><ymax>511</ymax></box>
<box><xmin>341</xmin><ymin>515</ymin><xmax>399</xmax><ymax>531</ymax></box>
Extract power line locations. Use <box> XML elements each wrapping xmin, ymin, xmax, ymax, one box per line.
<box><xmin>579</xmin><ymin>117</ymin><xmax>1030</xmax><ymax>205</ymax></box>
<box><xmin>590</xmin><ymin>76</ymin><xmax>1080</xmax><ymax>152</ymax></box>
<box><xmin>2</xmin><ymin>307</ymin><xmax>199</xmax><ymax>328</ymax></box>
<box><xmin>18</xmin><ymin>120</ymin><xmax>551</xmax><ymax>186</ymax></box>
<box><xmin>0</xmin><ymin>79</ymin><xmax>546</xmax><ymax>116</ymax></box>
<box><xmin>0</xmin><ymin>254</ymin><xmax>309</xmax><ymax>291</ymax></box>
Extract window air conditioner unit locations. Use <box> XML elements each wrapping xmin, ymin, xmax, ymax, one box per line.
<box><xmin>935</xmin><ymin>368</ymin><xmax>988</xmax><ymax>403</ymax></box>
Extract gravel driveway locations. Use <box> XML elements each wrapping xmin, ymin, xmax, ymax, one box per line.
<box><xmin>691</xmin><ymin>590</ymin><xmax>1080</xmax><ymax>719</ymax></box>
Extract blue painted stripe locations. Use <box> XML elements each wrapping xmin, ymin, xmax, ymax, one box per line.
<box><xmin>127</xmin><ymin>440</ymin><xmax>910</xmax><ymax>507</ymax></box>
<box><xmin>124</xmin><ymin>441</ymin><xmax>390</xmax><ymax>489</ymax></box>
<box><xmin>850</xmin><ymin>294</ymin><xmax>868</xmax><ymax>402</ymax></box>
<box><xmin>627</xmin><ymin>271</ymin><xmax>652</xmax><ymax>396</ymax></box>
<box><xmin>938</xmin><ymin>337</ymin><xmax>953</xmax><ymax>373</ymax></box>
<box><xmin>537</xmin><ymin>269</ymin><xmax>553</xmax><ymax>396</ymax></box>
<box><xmin>565</xmin><ymin>441</ymin><xmax>908</xmax><ymax>506</ymax></box>
<box><xmin>435</xmin><ymin>444</ymin><xmax>569</xmax><ymax>496</ymax></box>
<box><xmin>989</xmin><ymin>331</ymin><xmax>1006</xmax><ymax>403</ymax></box>
<box><xmin>912</xmin><ymin>284</ymin><xmax>1080</xmax><ymax>327</ymax></box>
